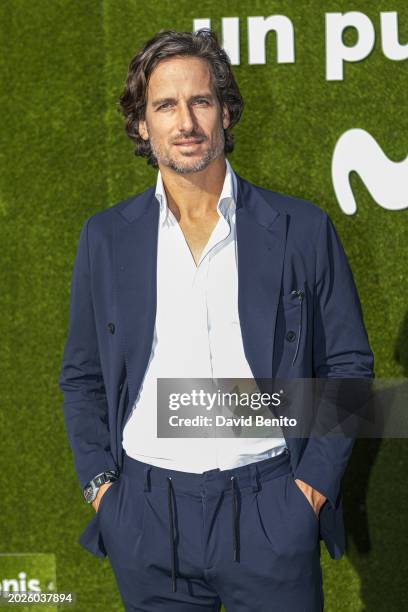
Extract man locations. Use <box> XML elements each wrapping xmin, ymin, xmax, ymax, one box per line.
<box><xmin>59</xmin><ymin>29</ymin><xmax>374</xmax><ymax>611</ymax></box>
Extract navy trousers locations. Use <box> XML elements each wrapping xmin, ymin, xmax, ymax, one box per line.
<box><xmin>96</xmin><ymin>449</ymin><xmax>324</xmax><ymax>611</ymax></box>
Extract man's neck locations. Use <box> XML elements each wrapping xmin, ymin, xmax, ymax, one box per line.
<box><xmin>159</xmin><ymin>157</ymin><xmax>227</xmax><ymax>223</ymax></box>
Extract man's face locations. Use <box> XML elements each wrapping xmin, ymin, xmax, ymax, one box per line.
<box><xmin>138</xmin><ymin>55</ymin><xmax>230</xmax><ymax>174</ymax></box>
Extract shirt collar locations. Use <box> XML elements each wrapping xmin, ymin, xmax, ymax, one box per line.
<box><xmin>155</xmin><ymin>158</ymin><xmax>237</xmax><ymax>226</ymax></box>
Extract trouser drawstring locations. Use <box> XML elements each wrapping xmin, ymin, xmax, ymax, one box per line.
<box><xmin>161</xmin><ymin>463</ymin><xmax>263</xmax><ymax>592</ymax></box>
<box><xmin>230</xmin><ymin>476</ymin><xmax>239</xmax><ymax>561</ymax></box>
<box><xmin>230</xmin><ymin>463</ymin><xmax>260</xmax><ymax>563</ymax></box>
<box><xmin>167</xmin><ymin>476</ymin><xmax>177</xmax><ymax>592</ymax></box>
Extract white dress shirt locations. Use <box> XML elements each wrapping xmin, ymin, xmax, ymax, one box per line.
<box><xmin>122</xmin><ymin>158</ymin><xmax>287</xmax><ymax>471</ymax></box>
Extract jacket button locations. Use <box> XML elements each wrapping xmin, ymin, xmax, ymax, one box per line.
<box><xmin>107</xmin><ymin>322</ymin><xmax>115</xmax><ymax>334</ymax></box>
<box><xmin>286</xmin><ymin>330</ymin><xmax>296</xmax><ymax>342</ymax></box>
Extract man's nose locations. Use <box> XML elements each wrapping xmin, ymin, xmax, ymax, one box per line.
<box><xmin>176</xmin><ymin>102</ymin><xmax>196</xmax><ymax>132</ymax></box>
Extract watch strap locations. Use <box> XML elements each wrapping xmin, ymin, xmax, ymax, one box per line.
<box><xmin>83</xmin><ymin>469</ymin><xmax>120</xmax><ymax>503</ymax></box>
<box><xmin>92</xmin><ymin>470</ymin><xmax>119</xmax><ymax>488</ymax></box>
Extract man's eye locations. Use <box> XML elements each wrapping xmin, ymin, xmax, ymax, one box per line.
<box><xmin>195</xmin><ymin>99</ymin><xmax>209</xmax><ymax>105</ymax></box>
<box><xmin>159</xmin><ymin>103</ymin><xmax>171</xmax><ymax>110</ymax></box>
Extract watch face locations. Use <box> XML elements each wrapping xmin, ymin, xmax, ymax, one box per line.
<box><xmin>84</xmin><ymin>485</ymin><xmax>96</xmax><ymax>504</ymax></box>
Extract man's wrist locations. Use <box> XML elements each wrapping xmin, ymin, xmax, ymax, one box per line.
<box><xmin>83</xmin><ymin>469</ymin><xmax>120</xmax><ymax>503</ymax></box>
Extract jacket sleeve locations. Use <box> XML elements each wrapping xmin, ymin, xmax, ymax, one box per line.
<box><xmin>58</xmin><ymin>217</ymin><xmax>118</xmax><ymax>490</ymax></box>
<box><xmin>293</xmin><ymin>211</ymin><xmax>375</xmax><ymax>509</ymax></box>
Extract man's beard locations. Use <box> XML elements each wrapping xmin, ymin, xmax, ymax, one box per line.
<box><xmin>148</xmin><ymin>128</ymin><xmax>225</xmax><ymax>174</ymax></box>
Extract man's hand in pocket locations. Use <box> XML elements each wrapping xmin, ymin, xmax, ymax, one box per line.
<box><xmin>295</xmin><ymin>478</ymin><xmax>327</xmax><ymax>517</ymax></box>
<box><xmin>92</xmin><ymin>481</ymin><xmax>114</xmax><ymax>513</ymax></box>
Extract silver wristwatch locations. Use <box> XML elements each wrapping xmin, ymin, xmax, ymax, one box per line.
<box><xmin>83</xmin><ymin>470</ymin><xmax>119</xmax><ymax>504</ymax></box>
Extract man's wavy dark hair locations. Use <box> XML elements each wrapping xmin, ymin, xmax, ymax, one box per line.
<box><xmin>118</xmin><ymin>29</ymin><xmax>244</xmax><ymax>168</ymax></box>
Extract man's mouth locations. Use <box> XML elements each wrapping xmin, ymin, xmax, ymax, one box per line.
<box><xmin>174</xmin><ymin>139</ymin><xmax>203</xmax><ymax>145</ymax></box>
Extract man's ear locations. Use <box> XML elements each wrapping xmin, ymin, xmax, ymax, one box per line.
<box><xmin>222</xmin><ymin>104</ymin><xmax>230</xmax><ymax>130</ymax></box>
<box><xmin>138</xmin><ymin>119</ymin><xmax>149</xmax><ymax>141</ymax></box>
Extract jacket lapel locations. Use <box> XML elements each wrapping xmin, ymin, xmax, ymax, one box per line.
<box><xmin>235</xmin><ymin>174</ymin><xmax>288</xmax><ymax>379</ymax></box>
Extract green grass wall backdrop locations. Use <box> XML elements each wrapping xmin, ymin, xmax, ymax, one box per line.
<box><xmin>0</xmin><ymin>1</ymin><xmax>407</xmax><ymax>610</ymax></box>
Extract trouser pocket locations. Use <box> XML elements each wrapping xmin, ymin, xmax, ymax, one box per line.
<box><xmin>97</xmin><ymin>474</ymin><xmax>147</xmax><ymax>568</ymax></box>
<box><xmin>255</xmin><ymin>472</ymin><xmax>320</xmax><ymax>558</ymax></box>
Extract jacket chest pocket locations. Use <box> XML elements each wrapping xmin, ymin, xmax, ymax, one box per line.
<box><xmin>275</xmin><ymin>289</ymin><xmax>305</xmax><ymax>369</ymax></box>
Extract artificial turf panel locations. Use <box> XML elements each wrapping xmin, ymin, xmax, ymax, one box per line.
<box><xmin>0</xmin><ymin>1</ymin><xmax>407</xmax><ymax>610</ymax></box>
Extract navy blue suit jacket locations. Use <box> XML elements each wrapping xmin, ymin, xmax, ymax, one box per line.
<box><xmin>58</xmin><ymin>171</ymin><xmax>374</xmax><ymax>560</ymax></box>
